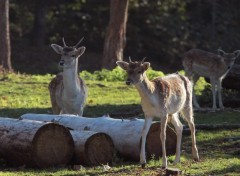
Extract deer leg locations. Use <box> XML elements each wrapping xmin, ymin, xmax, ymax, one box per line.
<box><xmin>210</xmin><ymin>79</ymin><xmax>217</xmax><ymax>111</ymax></box>
<box><xmin>140</xmin><ymin>117</ymin><xmax>153</xmax><ymax>168</ymax></box>
<box><xmin>181</xmin><ymin>104</ymin><xmax>199</xmax><ymax>162</ymax></box>
<box><xmin>170</xmin><ymin>113</ymin><xmax>183</xmax><ymax>165</ymax></box>
<box><xmin>192</xmin><ymin>75</ymin><xmax>201</xmax><ymax>110</ymax></box>
<box><xmin>160</xmin><ymin>116</ymin><xmax>168</xmax><ymax>169</ymax></box>
<box><xmin>188</xmin><ymin>120</ymin><xmax>199</xmax><ymax>161</ymax></box>
<box><xmin>217</xmin><ymin>79</ymin><xmax>224</xmax><ymax>110</ymax></box>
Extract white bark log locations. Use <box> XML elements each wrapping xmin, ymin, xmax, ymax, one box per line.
<box><xmin>70</xmin><ymin>130</ymin><xmax>114</xmax><ymax>166</ymax></box>
<box><xmin>21</xmin><ymin>114</ymin><xmax>177</xmax><ymax>161</ymax></box>
<box><xmin>0</xmin><ymin>117</ymin><xmax>74</xmax><ymax>168</ymax></box>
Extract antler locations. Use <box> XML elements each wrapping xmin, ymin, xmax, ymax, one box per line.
<box><xmin>74</xmin><ymin>37</ymin><xmax>84</xmax><ymax>48</ymax></box>
<box><xmin>129</xmin><ymin>56</ymin><xmax>132</xmax><ymax>62</ymax></box>
<box><xmin>62</xmin><ymin>37</ymin><xmax>67</xmax><ymax>47</ymax></box>
<box><xmin>141</xmin><ymin>57</ymin><xmax>146</xmax><ymax>63</ymax></box>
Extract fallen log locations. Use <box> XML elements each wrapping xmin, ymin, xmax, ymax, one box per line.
<box><xmin>70</xmin><ymin>130</ymin><xmax>114</xmax><ymax>166</ymax></box>
<box><xmin>0</xmin><ymin>117</ymin><xmax>74</xmax><ymax>168</ymax></box>
<box><xmin>21</xmin><ymin>114</ymin><xmax>177</xmax><ymax>161</ymax></box>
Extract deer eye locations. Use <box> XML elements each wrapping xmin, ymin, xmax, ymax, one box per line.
<box><xmin>137</xmin><ymin>70</ymin><xmax>142</xmax><ymax>74</ymax></box>
<box><xmin>71</xmin><ymin>55</ymin><xmax>75</xmax><ymax>57</ymax></box>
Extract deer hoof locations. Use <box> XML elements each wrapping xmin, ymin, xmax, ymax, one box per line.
<box><xmin>161</xmin><ymin>166</ymin><xmax>167</xmax><ymax>170</ymax></box>
<box><xmin>141</xmin><ymin>163</ymin><xmax>145</xmax><ymax>169</ymax></box>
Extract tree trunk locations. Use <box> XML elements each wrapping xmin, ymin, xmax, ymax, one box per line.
<box><xmin>0</xmin><ymin>118</ymin><xmax>74</xmax><ymax>168</ymax></box>
<box><xmin>21</xmin><ymin>114</ymin><xmax>177</xmax><ymax>161</ymax></box>
<box><xmin>102</xmin><ymin>0</ymin><xmax>129</xmax><ymax>69</ymax></box>
<box><xmin>0</xmin><ymin>0</ymin><xmax>12</xmax><ymax>72</ymax></box>
<box><xmin>222</xmin><ymin>64</ymin><xmax>240</xmax><ymax>90</ymax></box>
<box><xmin>31</xmin><ymin>0</ymin><xmax>47</xmax><ymax>46</ymax></box>
<box><xmin>70</xmin><ymin>131</ymin><xmax>114</xmax><ymax>166</ymax></box>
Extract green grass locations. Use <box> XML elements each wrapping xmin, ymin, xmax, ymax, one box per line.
<box><xmin>0</xmin><ymin>72</ymin><xmax>240</xmax><ymax>175</ymax></box>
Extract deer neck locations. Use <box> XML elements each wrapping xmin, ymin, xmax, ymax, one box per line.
<box><xmin>135</xmin><ymin>74</ymin><xmax>155</xmax><ymax>99</ymax></box>
<box><xmin>62</xmin><ymin>59</ymin><xmax>80</xmax><ymax>96</ymax></box>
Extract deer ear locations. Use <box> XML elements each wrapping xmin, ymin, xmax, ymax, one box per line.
<box><xmin>76</xmin><ymin>46</ymin><xmax>86</xmax><ymax>57</ymax></box>
<box><xmin>142</xmin><ymin>62</ymin><xmax>150</xmax><ymax>71</ymax></box>
<box><xmin>233</xmin><ymin>50</ymin><xmax>240</xmax><ymax>57</ymax></box>
<box><xmin>217</xmin><ymin>49</ymin><xmax>225</xmax><ymax>56</ymax></box>
<box><xmin>116</xmin><ymin>61</ymin><xmax>129</xmax><ymax>70</ymax></box>
<box><xmin>51</xmin><ymin>44</ymin><xmax>63</xmax><ymax>54</ymax></box>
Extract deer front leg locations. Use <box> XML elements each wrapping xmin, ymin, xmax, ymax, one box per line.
<box><xmin>217</xmin><ymin>79</ymin><xmax>224</xmax><ymax>110</ymax></box>
<box><xmin>210</xmin><ymin>79</ymin><xmax>217</xmax><ymax>111</ymax></box>
<box><xmin>160</xmin><ymin>116</ymin><xmax>168</xmax><ymax>169</ymax></box>
<box><xmin>140</xmin><ymin>117</ymin><xmax>153</xmax><ymax>168</ymax></box>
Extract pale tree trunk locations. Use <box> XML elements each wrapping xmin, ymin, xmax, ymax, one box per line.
<box><xmin>0</xmin><ymin>0</ymin><xmax>12</xmax><ymax>72</ymax></box>
<box><xmin>102</xmin><ymin>0</ymin><xmax>129</xmax><ymax>69</ymax></box>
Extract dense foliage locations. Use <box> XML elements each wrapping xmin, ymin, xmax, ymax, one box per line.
<box><xmin>9</xmin><ymin>0</ymin><xmax>240</xmax><ymax>73</ymax></box>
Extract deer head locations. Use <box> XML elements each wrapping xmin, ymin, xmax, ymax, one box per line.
<box><xmin>51</xmin><ymin>37</ymin><xmax>86</xmax><ymax>69</ymax></box>
<box><xmin>116</xmin><ymin>57</ymin><xmax>150</xmax><ymax>85</ymax></box>
<box><xmin>218</xmin><ymin>49</ymin><xmax>240</xmax><ymax>69</ymax></box>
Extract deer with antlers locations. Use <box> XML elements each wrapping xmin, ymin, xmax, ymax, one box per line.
<box><xmin>49</xmin><ymin>38</ymin><xmax>87</xmax><ymax>116</ymax></box>
<box><xmin>183</xmin><ymin>49</ymin><xmax>240</xmax><ymax>111</ymax></box>
<box><xmin>116</xmin><ymin>58</ymin><xmax>199</xmax><ymax>169</ymax></box>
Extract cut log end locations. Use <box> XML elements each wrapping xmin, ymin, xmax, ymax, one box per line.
<box><xmin>85</xmin><ymin>133</ymin><xmax>114</xmax><ymax>166</ymax></box>
<box><xmin>146</xmin><ymin>123</ymin><xmax>176</xmax><ymax>159</ymax></box>
<box><xmin>32</xmin><ymin>123</ymin><xmax>74</xmax><ymax>168</ymax></box>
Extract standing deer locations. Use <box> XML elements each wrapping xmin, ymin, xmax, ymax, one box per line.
<box><xmin>183</xmin><ymin>49</ymin><xmax>240</xmax><ymax>111</ymax></box>
<box><xmin>49</xmin><ymin>38</ymin><xmax>87</xmax><ymax>116</ymax></box>
<box><xmin>116</xmin><ymin>58</ymin><xmax>199</xmax><ymax>169</ymax></box>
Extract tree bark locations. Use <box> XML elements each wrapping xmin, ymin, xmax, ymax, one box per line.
<box><xmin>21</xmin><ymin>114</ymin><xmax>177</xmax><ymax>161</ymax></box>
<box><xmin>102</xmin><ymin>0</ymin><xmax>129</xmax><ymax>69</ymax></box>
<box><xmin>0</xmin><ymin>118</ymin><xmax>74</xmax><ymax>168</ymax></box>
<box><xmin>0</xmin><ymin>0</ymin><xmax>12</xmax><ymax>71</ymax></box>
<box><xmin>70</xmin><ymin>131</ymin><xmax>114</xmax><ymax>166</ymax></box>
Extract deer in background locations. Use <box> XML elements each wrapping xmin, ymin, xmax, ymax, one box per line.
<box><xmin>183</xmin><ymin>49</ymin><xmax>240</xmax><ymax>111</ymax></box>
<box><xmin>49</xmin><ymin>38</ymin><xmax>87</xmax><ymax>116</ymax></box>
<box><xmin>117</xmin><ymin>58</ymin><xmax>199</xmax><ymax>169</ymax></box>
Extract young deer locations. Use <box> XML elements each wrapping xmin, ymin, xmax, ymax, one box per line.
<box><xmin>49</xmin><ymin>38</ymin><xmax>87</xmax><ymax>116</ymax></box>
<box><xmin>117</xmin><ymin>58</ymin><xmax>199</xmax><ymax>169</ymax></box>
<box><xmin>183</xmin><ymin>49</ymin><xmax>240</xmax><ymax>111</ymax></box>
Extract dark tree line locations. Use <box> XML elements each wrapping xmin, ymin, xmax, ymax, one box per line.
<box><xmin>1</xmin><ymin>0</ymin><xmax>240</xmax><ymax>73</ymax></box>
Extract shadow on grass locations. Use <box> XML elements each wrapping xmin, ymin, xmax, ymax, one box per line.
<box><xmin>84</xmin><ymin>103</ymin><xmax>143</xmax><ymax>118</ymax></box>
<box><xmin>0</xmin><ymin>107</ymin><xmax>50</xmax><ymax>118</ymax></box>
<box><xmin>206</xmin><ymin>164</ymin><xmax>240</xmax><ymax>175</ymax></box>
<box><xmin>0</xmin><ymin>104</ymin><xmax>143</xmax><ymax>119</ymax></box>
<box><xmin>182</xmin><ymin>129</ymin><xmax>240</xmax><ymax>160</ymax></box>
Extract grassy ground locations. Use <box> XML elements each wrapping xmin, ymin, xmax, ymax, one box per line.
<box><xmin>0</xmin><ymin>73</ymin><xmax>240</xmax><ymax>175</ymax></box>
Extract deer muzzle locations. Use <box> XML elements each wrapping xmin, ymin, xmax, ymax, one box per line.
<box><xmin>59</xmin><ymin>60</ymin><xmax>64</xmax><ymax>66</ymax></box>
<box><xmin>126</xmin><ymin>79</ymin><xmax>132</xmax><ymax>85</ymax></box>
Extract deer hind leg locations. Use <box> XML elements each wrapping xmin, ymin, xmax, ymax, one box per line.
<box><xmin>217</xmin><ymin>79</ymin><xmax>224</xmax><ymax>110</ymax></box>
<box><xmin>210</xmin><ymin>78</ymin><xmax>217</xmax><ymax>111</ymax></box>
<box><xmin>160</xmin><ymin>115</ymin><xmax>169</xmax><ymax>169</ymax></box>
<box><xmin>140</xmin><ymin>117</ymin><xmax>153</xmax><ymax>168</ymax></box>
<box><xmin>170</xmin><ymin>113</ymin><xmax>183</xmax><ymax>165</ymax></box>
<box><xmin>181</xmin><ymin>107</ymin><xmax>199</xmax><ymax>162</ymax></box>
